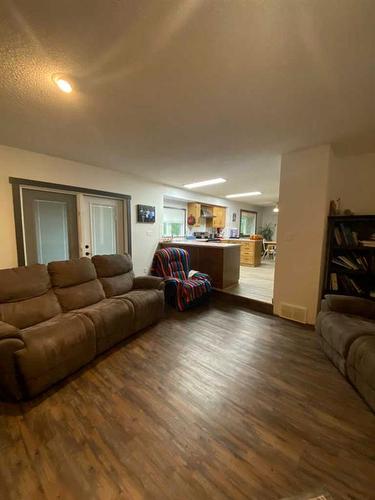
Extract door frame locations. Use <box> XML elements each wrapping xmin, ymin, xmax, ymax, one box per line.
<box><xmin>10</xmin><ymin>177</ymin><xmax>132</xmax><ymax>266</ymax></box>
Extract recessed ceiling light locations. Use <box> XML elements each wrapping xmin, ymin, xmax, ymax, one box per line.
<box><xmin>183</xmin><ymin>178</ymin><xmax>226</xmax><ymax>189</ymax></box>
<box><xmin>52</xmin><ymin>74</ymin><xmax>73</xmax><ymax>93</ymax></box>
<box><xmin>225</xmin><ymin>191</ymin><xmax>262</xmax><ymax>199</ymax></box>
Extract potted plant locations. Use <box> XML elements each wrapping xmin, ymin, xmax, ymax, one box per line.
<box><xmin>258</xmin><ymin>223</ymin><xmax>274</xmax><ymax>241</ymax></box>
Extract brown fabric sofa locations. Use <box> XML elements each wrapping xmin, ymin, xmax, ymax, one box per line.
<box><xmin>0</xmin><ymin>255</ymin><xmax>164</xmax><ymax>400</ymax></box>
<box><xmin>316</xmin><ymin>294</ymin><xmax>375</xmax><ymax>412</ymax></box>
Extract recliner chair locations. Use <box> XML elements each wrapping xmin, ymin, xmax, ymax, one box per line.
<box><xmin>151</xmin><ymin>247</ymin><xmax>211</xmax><ymax>311</ymax></box>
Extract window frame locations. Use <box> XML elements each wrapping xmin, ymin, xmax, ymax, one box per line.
<box><xmin>239</xmin><ymin>209</ymin><xmax>258</xmax><ymax>237</ymax></box>
<box><xmin>163</xmin><ymin>206</ymin><xmax>186</xmax><ymax>237</ymax></box>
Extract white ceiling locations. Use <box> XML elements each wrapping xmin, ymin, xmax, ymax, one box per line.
<box><xmin>1</xmin><ymin>0</ymin><xmax>374</xmax><ymax>205</ymax></box>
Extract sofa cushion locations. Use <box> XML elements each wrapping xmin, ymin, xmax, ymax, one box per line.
<box><xmin>117</xmin><ymin>289</ymin><xmax>164</xmax><ymax>331</ymax></box>
<box><xmin>0</xmin><ymin>264</ymin><xmax>51</xmax><ymax>302</ymax></box>
<box><xmin>15</xmin><ymin>313</ymin><xmax>96</xmax><ymax>397</ymax></box>
<box><xmin>54</xmin><ymin>280</ymin><xmax>105</xmax><ymax>312</ymax></box>
<box><xmin>0</xmin><ymin>264</ymin><xmax>61</xmax><ymax>329</ymax></box>
<box><xmin>316</xmin><ymin>311</ymin><xmax>375</xmax><ymax>358</ymax></box>
<box><xmin>76</xmin><ymin>299</ymin><xmax>135</xmax><ymax>354</ymax></box>
<box><xmin>0</xmin><ymin>289</ymin><xmax>62</xmax><ymax>329</ymax></box>
<box><xmin>48</xmin><ymin>258</ymin><xmax>97</xmax><ymax>288</ymax></box>
<box><xmin>92</xmin><ymin>254</ymin><xmax>134</xmax><ymax>297</ymax></box>
<box><xmin>92</xmin><ymin>254</ymin><xmax>133</xmax><ymax>277</ymax></box>
<box><xmin>347</xmin><ymin>335</ymin><xmax>375</xmax><ymax>412</ymax></box>
<box><xmin>48</xmin><ymin>258</ymin><xmax>105</xmax><ymax>311</ymax></box>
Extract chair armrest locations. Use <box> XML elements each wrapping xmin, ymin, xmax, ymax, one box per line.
<box><xmin>322</xmin><ymin>294</ymin><xmax>375</xmax><ymax>319</ymax></box>
<box><xmin>188</xmin><ymin>270</ymin><xmax>211</xmax><ymax>283</ymax></box>
<box><xmin>133</xmin><ymin>276</ymin><xmax>165</xmax><ymax>291</ymax></box>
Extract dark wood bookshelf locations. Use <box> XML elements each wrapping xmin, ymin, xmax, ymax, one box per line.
<box><xmin>323</xmin><ymin>215</ymin><xmax>375</xmax><ymax>300</ymax></box>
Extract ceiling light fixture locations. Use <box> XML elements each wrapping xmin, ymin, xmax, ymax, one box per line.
<box><xmin>225</xmin><ymin>191</ymin><xmax>262</xmax><ymax>199</ymax></box>
<box><xmin>52</xmin><ymin>74</ymin><xmax>73</xmax><ymax>93</ymax></box>
<box><xmin>183</xmin><ymin>178</ymin><xmax>226</xmax><ymax>189</ymax></box>
<box><xmin>273</xmin><ymin>205</ymin><xmax>279</xmax><ymax>213</ymax></box>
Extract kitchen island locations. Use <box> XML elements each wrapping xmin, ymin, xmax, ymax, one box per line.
<box><xmin>159</xmin><ymin>240</ymin><xmax>240</xmax><ymax>288</ymax></box>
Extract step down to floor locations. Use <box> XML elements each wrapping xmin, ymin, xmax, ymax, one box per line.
<box><xmin>212</xmin><ymin>289</ymin><xmax>274</xmax><ymax>315</ymax></box>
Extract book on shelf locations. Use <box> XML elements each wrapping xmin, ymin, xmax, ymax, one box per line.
<box><xmin>333</xmin><ymin>224</ymin><xmax>359</xmax><ymax>247</ymax></box>
<box><xmin>338</xmin><ymin>274</ymin><xmax>365</xmax><ymax>295</ymax></box>
<box><xmin>359</xmin><ymin>240</ymin><xmax>375</xmax><ymax>248</ymax></box>
<box><xmin>330</xmin><ymin>273</ymin><xmax>338</xmax><ymax>291</ymax></box>
<box><xmin>331</xmin><ymin>253</ymin><xmax>368</xmax><ymax>271</ymax></box>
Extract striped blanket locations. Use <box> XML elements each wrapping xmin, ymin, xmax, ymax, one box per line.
<box><xmin>151</xmin><ymin>247</ymin><xmax>212</xmax><ymax>311</ymax></box>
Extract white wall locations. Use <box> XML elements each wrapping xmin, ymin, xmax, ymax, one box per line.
<box><xmin>259</xmin><ymin>206</ymin><xmax>278</xmax><ymax>239</ymax></box>
<box><xmin>330</xmin><ymin>152</ymin><xmax>375</xmax><ymax>214</ymax></box>
<box><xmin>273</xmin><ymin>145</ymin><xmax>332</xmax><ymax>325</ymax></box>
<box><xmin>0</xmin><ymin>145</ymin><xmax>264</xmax><ymax>274</ymax></box>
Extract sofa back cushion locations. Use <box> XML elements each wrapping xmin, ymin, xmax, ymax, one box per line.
<box><xmin>48</xmin><ymin>258</ymin><xmax>105</xmax><ymax>311</ymax></box>
<box><xmin>92</xmin><ymin>254</ymin><xmax>134</xmax><ymax>297</ymax></box>
<box><xmin>0</xmin><ymin>264</ymin><xmax>61</xmax><ymax>329</ymax></box>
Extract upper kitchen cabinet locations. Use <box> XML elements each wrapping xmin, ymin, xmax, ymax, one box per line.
<box><xmin>187</xmin><ymin>202</ymin><xmax>201</xmax><ymax>227</ymax></box>
<box><xmin>213</xmin><ymin>206</ymin><xmax>226</xmax><ymax>228</ymax></box>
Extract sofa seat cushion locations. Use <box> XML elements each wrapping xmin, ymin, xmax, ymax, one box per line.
<box><xmin>117</xmin><ymin>289</ymin><xmax>164</xmax><ymax>331</ymax></box>
<box><xmin>15</xmin><ymin>313</ymin><xmax>96</xmax><ymax>398</ymax></box>
<box><xmin>347</xmin><ymin>335</ymin><xmax>375</xmax><ymax>412</ymax></box>
<box><xmin>76</xmin><ymin>299</ymin><xmax>135</xmax><ymax>354</ymax></box>
<box><xmin>316</xmin><ymin>311</ymin><xmax>375</xmax><ymax>358</ymax></box>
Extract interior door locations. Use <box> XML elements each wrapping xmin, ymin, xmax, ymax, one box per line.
<box><xmin>81</xmin><ymin>195</ymin><xmax>125</xmax><ymax>258</ymax></box>
<box><xmin>22</xmin><ymin>188</ymin><xmax>79</xmax><ymax>265</ymax></box>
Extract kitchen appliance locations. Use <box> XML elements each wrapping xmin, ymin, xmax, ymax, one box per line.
<box><xmin>230</xmin><ymin>228</ymin><xmax>239</xmax><ymax>238</ymax></box>
<box><xmin>193</xmin><ymin>231</ymin><xmax>212</xmax><ymax>239</ymax></box>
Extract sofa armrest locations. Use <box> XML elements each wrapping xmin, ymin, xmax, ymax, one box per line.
<box><xmin>133</xmin><ymin>276</ymin><xmax>165</xmax><ymax>291</ymax></box>
<box><xmin>0</xmin><ymin>321</ymin><xmax>25</xmax><ymax>400</ymax></box>
<box><xmin>322</xmin><ymin>294</ymin><xmax>375</xmax><ymax>319</ymax></box>
<box><xmin>0</xmin><ymin>321</ymin><xmax>23</xmax><ymax>340</ymax></box>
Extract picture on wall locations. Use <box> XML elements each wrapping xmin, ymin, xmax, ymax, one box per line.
<box><xmin>137</xmin><ymin>204</ymin><xmax>156</xmax><ymax>223</ymax></box>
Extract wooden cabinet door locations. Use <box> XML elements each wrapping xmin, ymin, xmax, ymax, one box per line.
<box><xmin>213</xmin><ymin>206</ymin><xmax>226</xmax><ymax>228</ymax></box>
<box><xmin>187</xmin><ymin>203</ymin><xmax>201</xmax><ymax>227</ymax></box>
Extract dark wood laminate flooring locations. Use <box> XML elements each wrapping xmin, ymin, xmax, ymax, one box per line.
<box><xmin>0</xmin><ymin>302</ymin><xmax>374</xmax><ymax>499</ymax></box>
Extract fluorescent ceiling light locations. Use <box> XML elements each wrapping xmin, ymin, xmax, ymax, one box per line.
<box><xmin>183</xmin><ymin>178</ymin><xmax>226</xmax><ymax>189</ymax></box>
<box><xmin>225</xmin><ymin>191</ymin><xmax>262</xmax><ymax>199</ymax></box>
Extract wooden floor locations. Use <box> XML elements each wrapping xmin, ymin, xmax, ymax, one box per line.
<box><xmin>223</xmin><ymin>260</ymin><xmax>275</xmax><ymax>304</ymax></box>
<box><xmin>1</xmin><ymin>301</ymin><xmax>374</xmax><ymax>499</ymax></box>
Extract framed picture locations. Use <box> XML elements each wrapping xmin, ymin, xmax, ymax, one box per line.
<box><xmin>232</xmin><ymin>212</ymin><xmax>237</xmax><ymax>223</ymax></box>
<box><xmin>137</xmin><ymin>204</ymin><xmax>155</xmax><ymax>223</ymax></box>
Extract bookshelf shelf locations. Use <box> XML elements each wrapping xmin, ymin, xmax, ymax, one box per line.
<box><xmin>324</xmin><ymin>215</ymin><xmax>375</xmax><ymax>300</ymax></box>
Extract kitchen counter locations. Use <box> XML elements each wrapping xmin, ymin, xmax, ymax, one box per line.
<box><xmin>160</xmin><ymin>240</ymin><xmax>240</xmax><ymax>288</ymax></box>
<box><xmin>162</xmin><ymin>239</ymin><xmax>240</xmax><ymax>248</ymax></box>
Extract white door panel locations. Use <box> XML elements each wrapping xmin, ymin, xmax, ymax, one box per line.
<box><xmin>81</xmin><ymin>196</ymin><xmax>125</xmax><ymax>257</ymax></box>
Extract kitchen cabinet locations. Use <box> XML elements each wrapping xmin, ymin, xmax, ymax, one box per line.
<box><xmin>213</xmin><ymin>206</ymin><xmax>226</xmax><ymax>228</ymax></box>
<box><xmin>187</xmin><ymin>203</ymin><xmax>201</xmax><ymax>227</ymax></box>
<box><xmin>222</xmin><ymin>239</ymin><xmax>262</xmax><ymax>266</ymax></box>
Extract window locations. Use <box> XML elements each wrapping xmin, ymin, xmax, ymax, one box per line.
<box><xmin>240</xmin><ymin>210</ymin><xmax>257</xmax><ymax>237</ymax></box>
<box><xmin>163</xmin><ymin>207</ymin><xmax>186</xmax><ymax>237</ymax></box>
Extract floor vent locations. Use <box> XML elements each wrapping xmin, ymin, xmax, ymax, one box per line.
<box><xmin>279</xmin><ymin>302</ymin><xmax>308</xmax><ymax>324</ymax></box>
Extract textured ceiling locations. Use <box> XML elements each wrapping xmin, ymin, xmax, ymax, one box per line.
<box><xmin>1</xmin><ymin>0</ymin><xmax>374</xmax><ymax>204</ymax></box>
